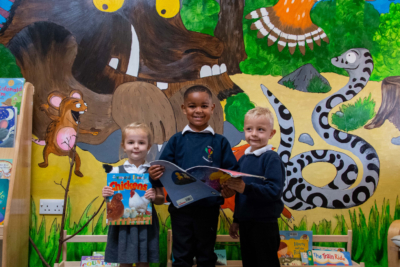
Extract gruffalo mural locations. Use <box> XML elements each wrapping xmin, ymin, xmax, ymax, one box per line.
<box><xmin>1</xmin><ymin>0</ymin><xmax>400</xmax><ymax>267</ymax></box>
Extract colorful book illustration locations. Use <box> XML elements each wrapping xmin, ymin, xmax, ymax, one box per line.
<box><xmin>307</xmin><ymin>250</ymin><xmax>314</xmax><ymax>265</ymax></box>
<box><xmin>0</xmin><ymin>106</ymin><xmax>17</xmax><ymax>147</ymax></box>
<box><xmin>301</xmin><ymin>252</ymin><xmax>309</xmax><ymax>265</ymax></box>
<box><xmin>215</xmin><ymin>249</ymin><xmax>227</xmax><ymax>265</ymax></box>
<box><xmin>313</xmin><ymin>246</ymin><xmax>346</xmax><ymax>252</ymax></box>
<box><xmin>0</xmin><ymin>159</ymin><xmax>12</xmax><ymax>179</ymax></box>
<box><xmin>80</xmin><ymin>256</ymin><xmax>119</xmax><ymax>267</ymax></box>
<box><xmin>150</xmin><ymin>160</ymin><xmax>265</xmax><ymax>208</ymax></box>
<box><xmin>0</xmin><ymin>179</ymin><xmax>9</xmax><ymax>225</ymax></box>
<box><xmin>280</xmin><ymin>257</ymin><xmax>302</xmax><ymax>266</ymax></box>
<box><xmin>278</xmin><ymin>231</ymin><xmax>313</xmax><ymax>259</ymax></box>
<box><xmin>0</xmin><ymin>78</ymin><xmax>25</xmax><ymax>114</ymax></box>
<box><xmin>106</xmin><ymin>173</ymin><xmax>152</xmax><ymax>226</ymax></box>
<box><xmin>312</xmin><ymin>250</ymin><xmax>353</xmax><ymax>265</ymax></box>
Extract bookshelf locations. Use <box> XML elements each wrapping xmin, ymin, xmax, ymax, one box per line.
<box><xmin>0</xmin><ymin>82</ymin><xmax>33</xmax><ymax>267</ymax></box>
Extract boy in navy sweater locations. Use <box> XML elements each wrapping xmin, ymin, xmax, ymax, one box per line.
<box><xmin>226</xmin><ymin>107</ymin><xmax>285</xmax><ymax>267</ymax></box>
<box><xmin>149</xmin><ymin>85</ymin><xmax>238</xmax><ymax>267</ymax></box>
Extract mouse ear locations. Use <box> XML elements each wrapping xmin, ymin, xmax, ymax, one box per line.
<box><xmin>70</xmin><ymin>90</ymin><xmax>83</xmax><ymax>99</ymax></box>
<box><xmin>47</xmin><ymin>91</ymin><xmax>65</xmax><ymax>109</ymax></box>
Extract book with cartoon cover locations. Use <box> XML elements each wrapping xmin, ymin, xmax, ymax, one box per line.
<box><xmin>0</xmin><ymin>106</ymin><xmax>17</xmax><ymax>147</ymax></box>
<box><xmin>106</xmin><ymin>173</ymin><xmax>152</xmax><ymax>226</ymax></box>
<box><xmin>0</xmin><ymin>179</ymin><xmax>9</xmax><ymax>225</ymax></box>
<box><xmin>312</xmin><ymin>250</ymin><xmax>353</xmax><ymax>265</ymax></box>
<box><xmin>0</xmin><ymin>78</ymin><xmax>24</xmax><ymax>114</ymax></box>
<box><xmin>278</xmin><ymin>231</ymin><xmax>313</xmax><ymax>259</ymax></box>
<box><xmin>150</xmin><ymin>160</ymin><xmax>265</xmax><ymax>208</ymax></box>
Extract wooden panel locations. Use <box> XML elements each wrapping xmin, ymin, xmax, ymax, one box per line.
<box><xmin>2</xmin><ymin>83</ymin><xmax>34</xmax><ymax>267</ymax></box>
<box><xmin>388</xmin><ymin>220</ymin><xmax>400</xmax><ymax>267</ymax></box>
<box><xmin>65</xmin><ymin>235</ymin><xmax>107</xmax><ymax>243</ymax></box>
<box><xmin>313</xmin><ymin>235</ymin><xmax>349</xmax><ymax>242</ymax></box>
<box><xmin>216</xmin><ymin>235</ymin><xmax>240</xmax><ymax>242</ymax></box>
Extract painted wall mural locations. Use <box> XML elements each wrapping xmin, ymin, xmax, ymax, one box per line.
<box><xmin>1</xmin><ymin>0</ymin><xmax>400</xmax><ymax>266</ymax></box>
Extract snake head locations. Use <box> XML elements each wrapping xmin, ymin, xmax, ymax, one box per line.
<box><xmin>331</xmin><ymin>48</ymin><xmax>371</xmax><ymax>71</ymax></box>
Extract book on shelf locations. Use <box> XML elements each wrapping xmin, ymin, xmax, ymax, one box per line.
<box><xmin>313</xmin><ymin>246</ymin><xmax>346</xmax><ymax>252</ymax></box>
<box><xmin>312</xmin><ymin>250</ymin><xmax>353</xmax><ymax>265</ymax></box>
<box><xmin>80</xmin><ymin>256</ymin><xmax>119</xmax><ymax>267</ymax></box>
<box><xmin>0</xmin><ymin>106</ymin><xmax>17</xmax><ymax>147</ymax></box>
<box><xmin>280</xmin><ymin>257</ymin><xmax>303</xmax><ymax>266</ymax></box>
<box><xmin>215</xmin><ymin>249</ymin><xmax>227</xmax><ymax>265</ymax></box>
<box><xmin>150</xmin><ymin>160</ymin><xmax>265</xmax><ymax>208</ymax></box>
<box><xmin>0</xmin><ymin>159</ymin><xmax>12</xmax><ymax>179</ymax></box>
<box><xmin>300</xmin><ymin>250</ymin><xmax>314</xmax><ymax>265</ymax></box>
<box><xmin>0</xmin><ymin>179</ymin><xmax>9</xmax><ymax>225</ymax></box>
<box><xmin>0</xmin><ymin>78</ymin><xmax>24</xmax><ymax>114</ymax></box>
<box><xmin>278</xmin><ymin>231</ymin><xmax>313</xmax><ymax>259</ymax></box>
<box><xmin>106</xmin><ymin>173</ymin><xmax>152</xmax><ymax>226</ymax></box>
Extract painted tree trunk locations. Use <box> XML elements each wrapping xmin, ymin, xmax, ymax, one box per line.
<box><xmin>214</xmin><ymin>0</ymin><xmax>247</xmax><ymax>75</ymax></box>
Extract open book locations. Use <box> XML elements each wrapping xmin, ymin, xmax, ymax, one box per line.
<box><xmin>150</xmin><ymin>160</ymin><xmax>265</xmax><ymax>208</ymax></box>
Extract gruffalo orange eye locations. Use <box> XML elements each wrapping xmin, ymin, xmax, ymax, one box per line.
<box><xmin>156</xmin><ymin>0</ymin><xmax>180</xmax><ymax>18</ymax></box>
<box><xmin>93</xmin><ymin>0</ymin><xmax>124</xmax><ymax>12</ymax></box>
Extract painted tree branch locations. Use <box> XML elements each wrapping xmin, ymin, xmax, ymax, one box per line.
<box><xmin>29</xmin><ymin>237</ymin><xmax>52</xmax><ymax>267</ymax></box>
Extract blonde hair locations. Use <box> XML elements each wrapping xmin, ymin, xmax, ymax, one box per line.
<box><xmin>245</xmin><ymin>106</ymin><xmax>274</xmax><ymax>128</ymax></box>
<box><xmin>120</xmin><ymin>122</ymin><xmax>153</xmax><ymax>159</ymax></box>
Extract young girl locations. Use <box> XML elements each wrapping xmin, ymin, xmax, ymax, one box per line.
<box><xmin>102</xmin><ymin>122</ymin><xmax>164</xmax><ymax>267</ymax></box>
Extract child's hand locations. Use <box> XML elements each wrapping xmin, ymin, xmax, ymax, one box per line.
<box><xmin>144</xmin><ymin>188</ymin><xmax>156</xmax><ymax>201</ymax></box>
<box><xmin>229</xmin><ymin>222</ymin><xmax>240</xmax><ymax>239</ymax></box>
<box><xmin>149</xmin><ymin>165</ymin><xmax>165</xmax><ymax>180</ymax></box>
<box><xmin>226</xmin><ymin>178</ymin><xmax>246</xmax><ymax>194</ymax></box>
<box><xmin>221</xmin><ymin>184</ymin><xmax>236</xmax><ymax>198</ymax></box>
<box><xmin>102</xmin><ymin>186</ymin><xmax>114</xmax><ymax>198</ymax></box>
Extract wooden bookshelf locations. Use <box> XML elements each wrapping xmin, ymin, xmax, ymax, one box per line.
<box><xmin>0</xmin><ymin>82</ymin><xmax>33</xmax><ymax>267</ymax></box>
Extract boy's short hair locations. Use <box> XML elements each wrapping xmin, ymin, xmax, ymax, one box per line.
<box><xmin>183</xmin><ymin>85</ymin><xmax>213</xmax><ymax>101</ymax></box>
<box><xmin>245</xmin><ymin>106</ymin><xmax>274</xmax><ymax>128</ymax></box>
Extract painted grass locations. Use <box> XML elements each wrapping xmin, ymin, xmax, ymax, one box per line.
<box><xmin>29</xmin><ymin>197</ymin><xmax>400</xmax><ymax>267</ymax></box>
<box><xmin>332</xmin><ymin>93</ymin><xmax>376</xmax><ymax>132</ymax></box>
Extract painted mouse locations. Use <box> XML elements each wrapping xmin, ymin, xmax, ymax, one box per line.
<box><xmin>37</xmin><ymin>90</ymin><xmax>99</xmax><ymax>177</ymax></box>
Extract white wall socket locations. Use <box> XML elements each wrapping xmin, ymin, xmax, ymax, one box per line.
<box><xmin>39</xmin><ymin>199</ymin><xmax>64</xmax><ymax>215</ymax></box>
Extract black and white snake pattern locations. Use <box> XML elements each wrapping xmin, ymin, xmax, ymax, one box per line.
<box><xmin>261</xmin><ymin>48</ymin><xmax>379</xmax><ymax>210</ymax></box>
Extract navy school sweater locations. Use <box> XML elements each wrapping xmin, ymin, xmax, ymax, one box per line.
<box><xmin>233</xmin><ymin>150</ymin><xmax>285</xmax><ymax>223</ymax></box>
<box><xmin>159</xmin><ymin>131</ymin><xmax>239</xmax><ymax>208</ymax></box>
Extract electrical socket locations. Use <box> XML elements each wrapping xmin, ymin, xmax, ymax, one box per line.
<box><xmin>39</xmin><ymin>199</ymin><xmax>64</xmax><ymax>215</ymax></box>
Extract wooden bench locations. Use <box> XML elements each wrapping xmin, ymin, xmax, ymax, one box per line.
<box><xmin>167</xmin><ymin>229</ymin><xmax>365</xmax><ymax>267</ymax></box>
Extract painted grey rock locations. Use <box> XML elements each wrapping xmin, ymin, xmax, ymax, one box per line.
<box><xmin>391</xmin><ymin>136</ymin><xmax>400</xmax><ymax>146</ymax></box>
<box><xmin>78</xmin><ymin>130</ymin><xmax>122</xmax><ymax>163</ymax></box>
<box><xmin>223</xmin><ymin>121</ymin><xmax>245</xmax><ymax>147</ymax></box>
<box><xmin>298</xmin><ymin>133</ymin><xmax>314</xmax><ymax>146</ymax></box>
<box><xmin>278</xmin><ymin>63</ymin><xmax>331</xmax><ymax>93</ymax></box>
<box><xmin>335</xmin><ymin>111</ymin><xmax>344</xmax><ymax>117</ymax></box>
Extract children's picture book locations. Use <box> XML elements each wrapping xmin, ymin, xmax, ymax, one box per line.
<box><xmin>313</xmin><ymin>246</ymin><xmax>346</xmax><ymax>252</ymax></box>
<box><xmin>80</xmin><ymin>256</ymin><xmax>119</xmax><ymax>267</ymax></box>
<box><xmin>0</xmin><ymin>159</ymin><xmax>12</xmax><ymax>179</ymax></box>
<box><xmin>0</xmin><ymin>107</ymin><xmax>17</xmax><ymax>148</ymax></box>
<box><xmin>215</xmin><ymin>249</ymin><xmax>227</xmax><ymax>265</ymax></box>
<box><xmin>150</xmin><ymin>160</ymin><xmax>265</xmax><ymax>208</ymax></box>
<box><xmin>312</xmin><ymin>250</ymin><xmax>353</xmax><ymax>265</ymax></box>
<box><xmin>301</xmin><ymin>252</ymin><xmax>309</xmax><ymax>265</ymax></box>
<box><xmin>0</xmin><ymin>78</ymin><xmax>25</xmax><ymax>114</ymax></box>
<box><xmin>278</xmin><ymin>231</ymin><xmax>313</xmax><ymax>259</ymax></box>
<box><xmin>0</xmin><ymin>179</ymin><xmax>9</xmax><ymax>225</ymax></box>
<box><xmin>280</xmin><ymin>257</ymin><xmax>302</xmax><ymax>266</ymax></box>
<box><xmin>106</xmin><ymin>173</ymin><xmax>152</xmax><ymax>226</ymax></box>
<box><xmin>307</xmin><ymin>250</ymin><xmax>314</xmax><ymax>265</ymax></box>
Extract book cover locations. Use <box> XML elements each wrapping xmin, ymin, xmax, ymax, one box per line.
<box><xmin>0</xmin><ymin>79</ymin><xmax>25</xmax><ymax>114</ymax></box>
<box><xmin>80</xmin><ymin>256</ymin><xmax>119</xmax><ymax>266</ymax></box>
<box><xmin>312</xmin><ymin>250</ymin><xmax>352</xmax><ymax>265</ymax></box>
<box><xmin>280</xmin><ymin>257</ymin><xmax>302</xmax><ymax>266</ymax></box>
<box><xmin>150</xmin><ymin>160</ymin><xmax>265</xmax><ymax>208</ymax></box>
<box><xmin>300</xmin><ymin>252</ymin><xmax>309</xmax><ymax>265</ymax></box>
<box><xmin>0</xmin><ymin>106</ymin><xmax>17</xmax><ymax>147</ymax></box>
<box><xmin>215</xmin><ymin>249</ymin><xmax>227</xmax><ymax>265</ymax></box>
<box><xmin>106</xmin><ymin>173</ymin><xmax>152</xmax><ymax>226</ymax></box>
<box><xmin>0</xmin><ymin>179</ymin><xmax>9</xmax><ymax>225</ymax></box>
<box><xmin>307</xmin><ymin>250</ymin><xmax>314</xmax><ymax>265</ymax></box>
<box><xmin>0</xmin><ymin>159</ymin><xmax>12</xmax><ymax>179</ymax></box>
<box><xmin>313</xmin><ymin>246</ymin><xmax>346</xmax><ymax>252</ymax></box>
<box><xmin>278</xmin><ymin>231</ymin><xmax>313</xmax><ymax>259</ymax></box>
